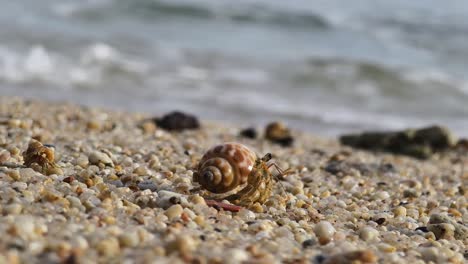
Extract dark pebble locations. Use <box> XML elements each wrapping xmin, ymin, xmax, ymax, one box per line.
<box><xmin>375</xmin><ymin>218</ymin><xmax>386</xmax><ymax>225</ymax></box>
<box><xmin>154</xmin><ymin>111</ymin><xmax>200</xmax><ymax>131</ymax></box>
<box><xmin>108</xmin><ymin>180</ymin><xmax>124</xmax><ymax>188</ymax></box>
<box><xmin>302</xmin><ymin>239</ymin><xmax>316</xmax><ymax>248</ymax></box>
<box><xmin>63</xmin><ymin>176</ymin><xmax>75</xmax><ymax>183</ymax></box>
<box><xmin>63</xmin><ymin>253</ymin><xmax>78</xmax><ymax>264</ymax></box>
<box><xmin>273</xmin><ymin>136</ymin><xmax>294</xmax><ymax>147</ymax></box>
<box><xmin>313</xmin><ymin>255</ymin><xmax>326</xmax><ymax>264</ymax></box>
<box><xmin>128</xmin><ymin>185</ymin><xmax>139</xmax><ymax>192</ymax></box>
<box><xmin>379</xmin><ymin>163</ymin><xmax>396</xmax><ymax>173</ymax></box>
<box><xmin>169</xmin><ymin>196</ymin><xmax>181</xmax><ymax>204</ymax></box>
<box><xmin>415</xmin><ymin>226</ymin><xmax>429</xmax><ymax>233</ymax></box>
<box><xmin>239</xmin><ymin>127</ymin><xmax>257</xmax><ymax>139</ymax></box>
<box><xmin>324</xmin><ymin>161</ymin><xmax>345</xmax><ymax>175</ymax></box>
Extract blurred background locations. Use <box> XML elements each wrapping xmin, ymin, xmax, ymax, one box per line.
<box><xmin>1</xmin><ymin>0</ymin><xmax>467</xmax><ymax>136</ymax></box>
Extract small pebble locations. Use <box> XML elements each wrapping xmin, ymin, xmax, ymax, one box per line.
<box><xmin>96</xmin><ymin>237</ymin><xmax>120</xmax><ymax>257</ymax></box>
<box><xmin>323</xmin><ymin>250</ymin><xmax>377</xmax><ymax>264</ymax></box>
<box><xmin>75</xmin><ymin>155</ymin><xmax>89</xmax><ymax>168</ymax></box>
<box><xmin>118</xmin><ymin>232</ymin><xmax>140</xmax><ymax>247</ymax></box>
<box><xmin>166</xmin><ymin>235</ymin><xmax>197</xmax><ymax>257</ymax></box>
<box><xmin>225</xmin><ymin>248</ymin><xmax>249</xmax><ymax>264</ymax></box>
<box><xmin>7</xmin><ymin>170</ymin><xmax>21</xmax><ymax>181</ymax></box>
<box><xmin>237</xmin><ymin>208</ymin><xmax>256</xmax><ymax>221</ymax></box>
<box><xmin>419</xmin><ymin>247</ymin><xmax>440</xmax><ymax>262</ymax></box>
<box><xmin>165</xmin><ymin>204</ymin><xmax>183</xmax><ymax>221</ymax></box>
<box><xmin>373</xmin><ymin>191</ymin><xmax>390</xmax><ymax>200</ymax></box>
<box><xmin>393</xmin><ymin>206</ymin><xmax>407</xmax><ymax>217</ymax></box>
<box><xmin>4</xmin><ymin>204</ymin><xmax>23</xmax><ymax>215</ymax></box>
<box><xmin>63</xmin><ymin>176</ymin><xmax>75</xmax><ymax>183</ymax></box>
<box><xmin>302</xmin><ymin>239</ymin><xmax>316</xmax><ymax>249</ymax></box>
<box><xmin>428</xmin><ymin>223</ymin><xmax>455</xmax><ymax>240</ymax></box>
<box><xmin>377</xmin><ymin>243</ymin><xmax>396</xmax><ymax>253</ymax></box>
<box><xmin>250</xmin><ymin>202</ymin><xmax>264</xmax><ymax>213</ymax></box>
<box><xmin>314</xmin><ymin>221</ymin><xmax>335</xmax><ymax>245</ymax></box>
<box><xmin>359</xmin><ymin>226</ymin><xmax>379</xmax><ymax>241</ymax></box>
<box><xmin>88</xmin><ymin>151</ymin><xmax>113</xmax><ymax>167</ymax></box>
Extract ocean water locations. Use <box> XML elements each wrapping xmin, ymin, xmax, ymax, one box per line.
<box><xmin>1</xmin><ymin>0</ymin><xmax>467</xmax><ymax>136</ymax></box>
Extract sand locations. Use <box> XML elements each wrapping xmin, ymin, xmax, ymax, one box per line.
<box><xmin>0</xmin><ymin>96</ymin><xmax>466</xmax><ymax>263</ymax></box>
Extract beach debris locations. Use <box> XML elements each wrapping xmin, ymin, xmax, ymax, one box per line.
<box><xmin>194</xmin><ymin>142</ymin><xmax>289</xmax><ymax>207</ymax></box>
<box><xmin>264</xmin><ymin>122</ymin><xmax>294</xmax><ymax>147</ymax></box>
<box><xmin>154</xmin><ymin>111</ymin><xmax>200</xmax><ymax>131</ymax></box>
<box><xmin>204</xmin><ymin>200</ymin><xmax>242</xmax><ymax>212</ymax></box>
<box><xmin>239</xmin><ymin>127</ymin><xmax>258</xmax><ymax>139</ymax></box>
<box><xmin>23</xmin><ymin>139</ymin><xmax>62</xmax><ymax>175</ymax></box>
<box><xmin>339</xmin><ymin>125</ymin><xmax>457</xmax><ymax>159</ymax></box>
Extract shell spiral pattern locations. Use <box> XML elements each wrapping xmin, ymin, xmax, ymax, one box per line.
<box><xmin>195</xmin><ymin>142</ymin><xmax>256</xmax><ymax>193</ymax></box>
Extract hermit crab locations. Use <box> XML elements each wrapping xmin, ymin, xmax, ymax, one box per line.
<box><xmin>194</xmin><ymin>142</ymin><xmax>289</xmax><ymax>208</ymax></box>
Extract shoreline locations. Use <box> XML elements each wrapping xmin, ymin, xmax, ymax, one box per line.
<box><xmin>0</xmin><ymin>96</ymin><xmax>466</xmax><ymax>263</ymax></box>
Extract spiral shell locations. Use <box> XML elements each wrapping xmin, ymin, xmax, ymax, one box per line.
<box><xmin>194</xmin><ymin>142</ymin><xmax>257</xmax><ymax>193</ymax></box>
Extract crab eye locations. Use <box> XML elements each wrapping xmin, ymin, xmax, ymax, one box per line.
<box><xmin>262</xmin><ymin>153</ymin><xmax>272</xmax><ymax>162</ymax></box>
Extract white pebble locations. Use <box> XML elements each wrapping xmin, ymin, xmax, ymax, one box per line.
<box><xmin>359</xmin><ymin>226</ymin><xmax>379</xmax><ymax>241</ymax></box>
<box><xmin>12</xmin><ymin>216</ymin><xmax>36</xmax><ymax>240</ymax></box>
<box><xmin>419</xmin><ymin>247</ymin><xmax>440</xmax><ymax>262</ymax></box>
<box><xmin>225</xmin><ymin>248</ymin><xmax>249</xmax><ymax>264</ymax></box>
<box><xmin>374</xmin><ymin>191</ymin><xmax>390</xmax><ymax>200</ymax></box>
<box><xmin>11</xmin><ymin>182</ymin><xmax>27</xmax><ymax>191</ymax></box>
<box><xmin>88</xmin><ymin>151</ymin><xmax>113</xmax><ymax>166</ymax></box>
<box><xmin>314</xmin><ymin>221</ymin><xmax>335</xmax><ymax>241</ymax></box>
<box><xmin>237</xmin><ymin>209</ymin><xmax>256</xmax><ymax>221</ymax></box>
<box><xmin>75</xmin><ymin>155</ymin><xmax>89</xmax><ymax>168</ymax></box>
